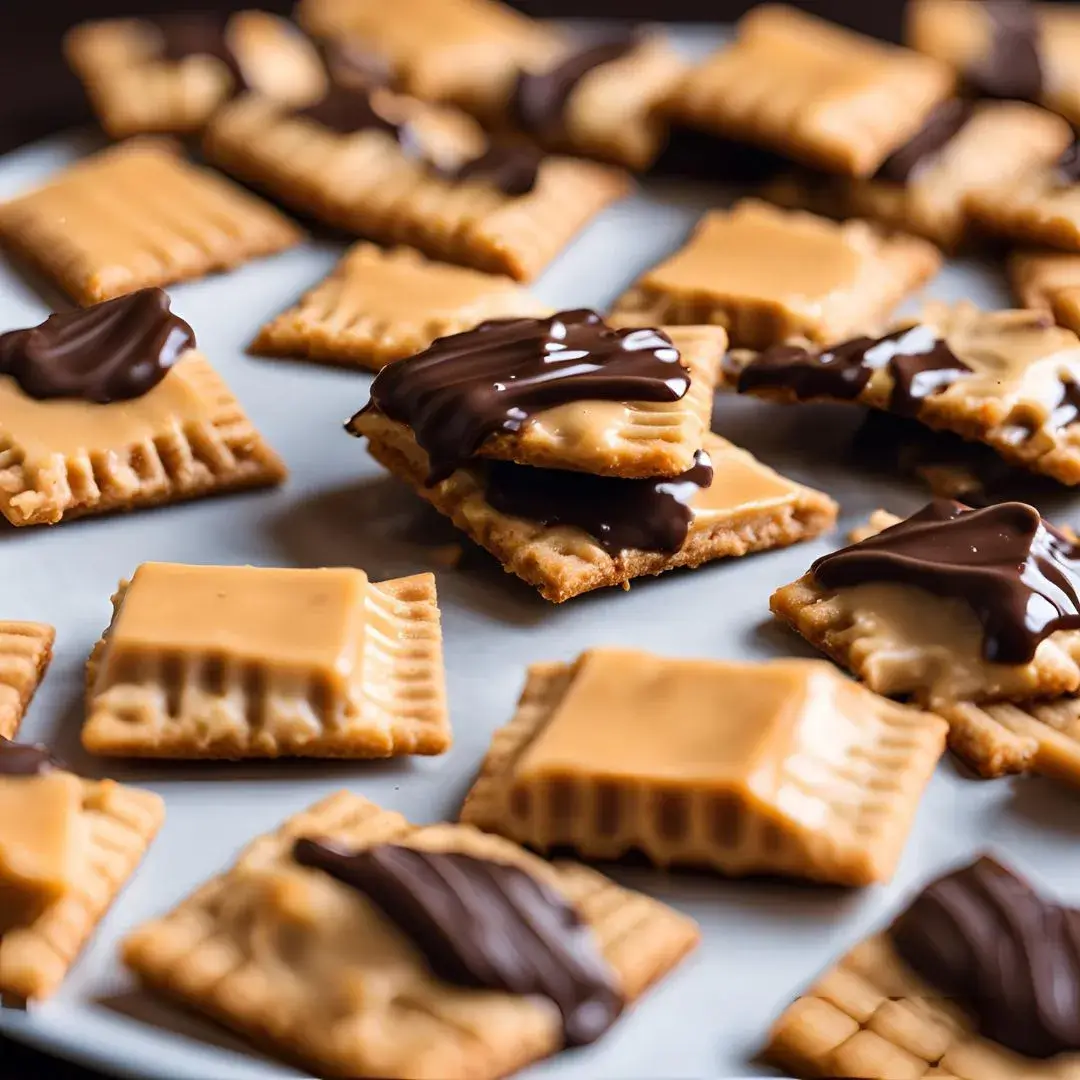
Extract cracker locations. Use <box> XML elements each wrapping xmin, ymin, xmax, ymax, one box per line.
<box><xmin>729</xmin><ymin>301</ymin><xmax>1080</xmax><ymax>487</ymax></box>
<box><xmin>765</xmin><ymin>931</ymin><xmax>1080</xmax><ymax>1079</ymax></box>
<box><xmin>1</xmin><ymin>775</ymin><xmax>164</xmax><ymax>1001</ymax></box>
<box><xmin>296</xmin><ymin>0</ymin><xmax>560</xmax><ymax>115</ymax></box>
<box><xmin>349</xmin><ymin>415</ymin><xmax>838</xmax><ymax>602</ymax></box>
<box><xmin>763</xmin><ymin>102</ymin><xmax>1070</xmax><ymax>252</ymax></box>
<box><xmin>204</xmin><ymin>92</ymin><xmax>628</xmax><ymax>282</ymax></box>
<box><xmin>251</xmin><ymin>243</ymin><xmax>549</xmax><ymax>371</ymax></box>
<box><xmin>0</xmin><ymin>352</ymin><xmax>286</xmax><ymax>527</ymax></box>
<box><xmin>666</xmin><ymin>4</ymin><xmax>955</xmax><ymax>178</ymax></box>
<box><xmin>0</xmin><ymin>623</ymin><xmax>55</xmax><ymax>740</ymax></box>
<box><xmin>83</xmin><ymin>563</ymin><xmax>449</xmax><ymax>760</ymax></box>
<box><xmin>1010</xmin><ymin>248</ymin><xmax>1080</xmax><ymax>336</ymax></box>
<box><xmin>64</xmin><ymin>12</ymin><xmax>328</xmax><ymax>139</ymax></box>
<box><xmin>460</xmin><ymin>650</ymin><xmax>945</xmax><ymax>887</ymax></box>
<box><xmin>0</xmin><ymin>141</ymin><xmax>303</xmax><ymax>306</ymax></box>
<box><xmin>610</xmin><ymin>200</ymin><xmax>941</xmax><ymax>350</ymax></box>
<box><xmin>358</xmin><ymin>322</ymin><xmax>725</xmax><ymax>480</ymax></box>
<box><xmin>771</xmin><ymin>507</ymin><xmax>1080</xmax><ymax>711</ymax></box>
<box><xmin>122</xmin><ymin>790</ymin><xmax>699</xmax><ymax>1079</ymax></box>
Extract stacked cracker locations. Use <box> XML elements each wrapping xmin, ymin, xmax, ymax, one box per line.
<box><xmin>348</xmin><ymin>310</ymin><xmax>837</xmax><ymax>602</ymax></box>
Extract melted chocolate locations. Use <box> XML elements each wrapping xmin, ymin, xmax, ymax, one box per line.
<box><xmin>362</xmin><ymin>310</ymin><xmax>688</xmax><ymax>483</ymax></box>
<box><xmin>738</xmin><ymin>326</ymin><xmax>971</xmax><ymax>415</ymax></box>
<box><xmin>450</xmin><ymin>143</ymin><xmax>542</xmax><ymax>197</ymax></box>
<box><xmin>970</xmin><ymin>0</ymin><xmax>1043</xmax><ymax>100</ymax></box>
<box><xmin>486</xmin><ymin>449</ymin><xmax>713</xmax><ymax>555</ymax></box>
<box><xmin>1051</xmin><ymin>379</ymin><xmax>1080</xmax><ymax>429</ymax></box>
<box><xmin>512</xmin><ymin>34</ymin><xmax>639</xmax><ymax>140</ymax></box>
<box><xmin>890</xmin><ymin>856</ymin><xmax>1080</xmax><ymax>1058</ymax></box>
<box><xmin>812</xmin><ymin>499</ymin><xmax>1080</xmax><ymax>664</ymax></box>
<box><xmin>154</xmin><ymin>14</ymin><xmax>247</xmax><ymax>91</ymax></box>
<box><xmin>297</xmin><ymin>86</ymin><xmax>402</xmax><ymax>138</ymax></box>
<box><xmin>0</xmin><ymin>737</ymin><xmax>62</xmax><ymax>777</ymax></box>
<box><xmin>0</xmin><ymin>289</ymin><xmax>195</xmax><ymax>405</ymax></box>
<box><xmin>293</xmin><ymin>839</ymin><xmax>623</xmax><ymax>1046</ymax></box>
<box><xmin>874</xmin><ymin>100</ymin><xmax>974</xmax><ymax>184</ymax></box>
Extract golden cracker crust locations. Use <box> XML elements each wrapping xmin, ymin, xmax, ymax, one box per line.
<box><xmin>0</xmin><ymin>354</ymin><xmax>287</xmax><ymax>527</ymax></box>
<box><xmin>82</xmin><ymin>572</ymin><xmax>449</xmax><ymax>760</ymax></box>
<box><xmin>0</xmin><ymin>777</ymin><xmax>164</xmax><ymax>1001</ymax></box>
<box><xmin>122</xmin><ymin>791</ymin><xmax>699</xmax><ymax>1080</ymax></box>
<box><xmin>0</xmin><ymin>622</ymin><xmax>55</xmax><ymax>740</ymax></box>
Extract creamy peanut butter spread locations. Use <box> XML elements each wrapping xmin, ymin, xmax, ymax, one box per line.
<box><xmin>690</xmin><ymin>439</ymin><xmax>805</xmax><ymax>526</ymax></box>
<box><xmin>0</xmin><ymin>771</ymin><xmax>83</xmax><ymax>935</ymax></box>
<box><xmin>638</xmin><ymin>202</ymin><xmax>866</xmax><ymax>320</ymax></box>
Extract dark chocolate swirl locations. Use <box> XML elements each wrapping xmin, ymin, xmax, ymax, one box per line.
<box><xmin>0</xmin><ymin>737</ymin><xmax>62</xmax><ymax>777</ymax></box>
<box><xmin>874</xmin><ymin>100</ymin><xmax>974</xmax><ymax>184</ymax></box>
<box><xmin>890</xmin><ymin>856</ymin><xmax>1080</xmax><ymax>1058</ymax></box>
<box><xmin>449</xmin><ymin>143</ymin><xmax>542</xmax><ymax>197</ymax></box>
<box><xmin>486</xmin><ymin>448</ymin><xmax>713</xmax><ymax>555</ymax></box>
<box><xmin>293</xmin><ymin>839</ymin><xmax>623</xmax><ymax>1046</ymax></box>
<box><xmin>738</xmin><ymin>326</ymin><xmax>971</xmax><ymax>416</ymax></box>
<box><xmin>512</xmin><ymin>34</ymin><xmax>639</xmax><ymax>141</ymax></box>
<box><xmin>296</xmin><ymin>85</ymin><xmax>402</xmax><ymax>138</ymax></box>
<box><xmin>0</xmin><ymin>288</ymin><xmax>195</xmax><ymax>405</ymax></box>
<box><xmin>360</xmin><ymin>310</ymin><xmax>688</xmax><ymax>483</ymax></box>
<box><xmin>969</xmin><ymin>0</ymin><xmax>1043</xmax><ymax>100</ymax></box>
<box><xmin>153</xmin><ymin>14</ymin><xmax>248</xmax><ymax>92</ymax></box>
<box><xmin>812</xmin><ymin>498</ymin><xmax>1080</xmax><ymax>664</ymax></box>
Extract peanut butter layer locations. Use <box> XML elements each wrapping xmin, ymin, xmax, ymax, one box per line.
<box><xmin>772</xmin><ymin>504</ymin><xmax>1080</xmax><ymax>714</ymax></box>
<box><xmin>1010</xmin><ymin>249</ymin><xmax>1080</xmax><ymax>337</ymax></box>
<box><xmin>0</xmin><ymin>746</ymin><xmax>163</xmax><ymax>1002</ymax></box>
<box><xmin>83</xmin><ymin>563</ymin><xmax>449</xmax><ymax>759</ymax></box>
<box><xmin>611</xmin><ymin>200</ymin><xmax>941</xmax><ymax>350</ymax></box>
<box><xmin>252</xmin><ymin>244</ymin><xmax>549</xmax><ymax>372</ymax></box>
<box><xmin>353</xmin><ymin>319</ymin><xmax>723</xmax><ymax>481</ymax></box>
<box><xmin>296</xmin><ymin>0</ymin><xmax>561</xmax><ymax>116</ymax></box>
<box><xmin>0</xmin><ymin>352</ymin><xmax>286</xmax><ymax>527</ymax></box>
<box><xmin>460</xmin><ymin>650</ymin><xmax>945</xmax><ymax>886</ymax></box>
<box><xmin>764</xmin><ymin>101</ymin><xmax>1071</xmax><ymax>252</ymax></box>
<box><xmin>204</xmin><ymin>92</ymin><xmax>628</xmax><ymax>282</ymax></box>
<box><xmin>0</xmin><ymin>141</ymin><xmax>303</xmax><ymax>305</ymax></box>
<box><xmin>667</xmin><ymin>4</ymin><xmax>955</xmax><ymax>177</ymax></box>
<box><xmin>64</xmin><ymin>12</ymin><xmax>327</xmax><ymax>139</ymax></box>
<box><xmin>730</xmin><ymin>301</ymin><xmax>1080</xmax><ymax>486</ymax></box>
<box><xmin>123</xmin><ymin>791</ymin><xmax>699</xmax><ymax>1080</ymax></box>
<box><xmin>0</xmin><ymin>623</ymin><xmax>54</xmax><ymax>740</ymax></box>
<box><xmin>350</xmin><ymin>417</ymin><xmax>837</xmax><ymax>602</ymax></box>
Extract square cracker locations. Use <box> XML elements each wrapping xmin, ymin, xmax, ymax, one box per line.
<box><xmin>0</xmin><ymin>140</ymin><xmax>303</xmax><ymax>306</ymax></box>
<box><xmin>0</xmin><ymin>352</ymin><xmax>286</xmax><ymax>527</ymax></box>
<box><xmin>349</xmin><ymin>418</ymin><xmax>838</xmax><ymax>602</ymax></box>
<box><xmin>296</xmin><ymin>0</ymin><xmax>560</xmax><ymax>115</ymax></box>
<box><xmin>83</xmin><ymin>564</ymin><xmax>449</xmax><ymax>759</ymax></box>
<box><xmin>967</xmin><ymin>159</ymin><xmax>1080</xmax><ymax>253</ymax></box>
<box><xmin>460</xmin><ymin>650</ymin><xmax>945</xmax><ymax>886</ymax></box>
<box><xmin>64</xmin><ymin>12</ymin><xmax>328</xmax><ymax>140</ymax></box>
<box><xmin>1</xmin><ymin>775</ymin><xmax>163</xmax><ymax>1001</ymax></box>
<box><xmin>666</xmin><ymin>4</ymin><xmax>955</xmax><ymax>178</ymax></box>
<box><xmin>610</xmin><ymin>200</ymin><xmax>941</xmax><ymax>350</ymax></box>
<box><xmin>765</xmin><ymin>931</ymin><xmax>1080</xmax><ymax>1079</ymax></box>
<box><xmin>122</xmin><ymin>790</ymin><xmax>699</xmax><ymax>1080</ymax></box>
<box><xmin>251</xmin><ymin>243</ymin><xmax>550</xmax><ymax>372</ymax></box>
<box><xmin>203</xmin><ymin>92</ymin><xmax>629</xmax><ymax>281</ymax></box>
<box><xmin>762</xmin><ymin>102</ymin><xmax>1071</xmax><ymax>252</ymax></box>
<box><xmin>1010</xmin><ymin>249</ymin><xmax>1080</xmax><ymax>336</ymax></box>
<box><xmin>357</xmin><ymin>324</ymin><xmax>726</xmax><ymax>480</ymax></box>
<box><xmin>0</xmin><ymin>623</ymin><xmax>55</xmax><ymax>740</ymax></box>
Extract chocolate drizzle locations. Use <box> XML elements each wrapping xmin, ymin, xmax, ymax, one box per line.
<box><xmin>0</xmin><ymin>288</ymin><xmax>195</xmax><ymax>405</ymax></box>
<box><xmin>738</xmin><ymin>326</ymin><xmax>971</xmax><ymax>416</ymax></box>
<box><xmin>889</xmin><ymin>856</ymin><xmax>1080</xmax><ymax>1058</ymax></box>
<box><xmin>1051</xmin><ymin>379</ymin><xmax>1080</xmax><ymax>429</ymax></box>
<box><xmin>874</xmin><ymin>100</ymin><xmax>974</xmax><ymax>184</ymax></box>
<box><xmin>0</xmin><ymin>737</ymin><xmax>62</xmax><ymax>777</ymax></box>
<box><xmin>297</xmin><ymin>86</ymin><xmax>403</xmax><ymax>138</ymax></box>
<box><xmin>449</xmin><ymin>143</ymin><xmax>542</xmax><ymax>197</ymax></box>
<box><xmin>812</xmin><ymin>499</ymin><xmax>1080</xmax><ymax>664</ymax></box>
<box><xmin>970</xmin><ymin>0</ymin><xmax>1043</xmax><ymax>100</ymax></box>
<box><xmin>293</xmin><ymin>839</ymin><xmax>623</xmax><ymax>1046</ymax></box>
<box><xmin>486</xmin><ymin>449</ymin><xmax>713</xmax><ymax>555</ymax></box>
<box><xmin>153</xmin><ymin>14</ymin><xmax>248</xmax><ymax>91</ymax></box>
<box><xmin>362</xmin><ymin>310</ymin><xmax>689</xmax><ymax>483</ymax></box>
<box><xmin>512</xmin><ymin>34</ymin><xmax>639</xmax><ymax>140</ymax></box>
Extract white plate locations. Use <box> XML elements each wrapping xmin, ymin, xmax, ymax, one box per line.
<box><xmin>5</xmin><ymin>26</ymin><xmax>1080</xmax><ymax>1080</ymax></box>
